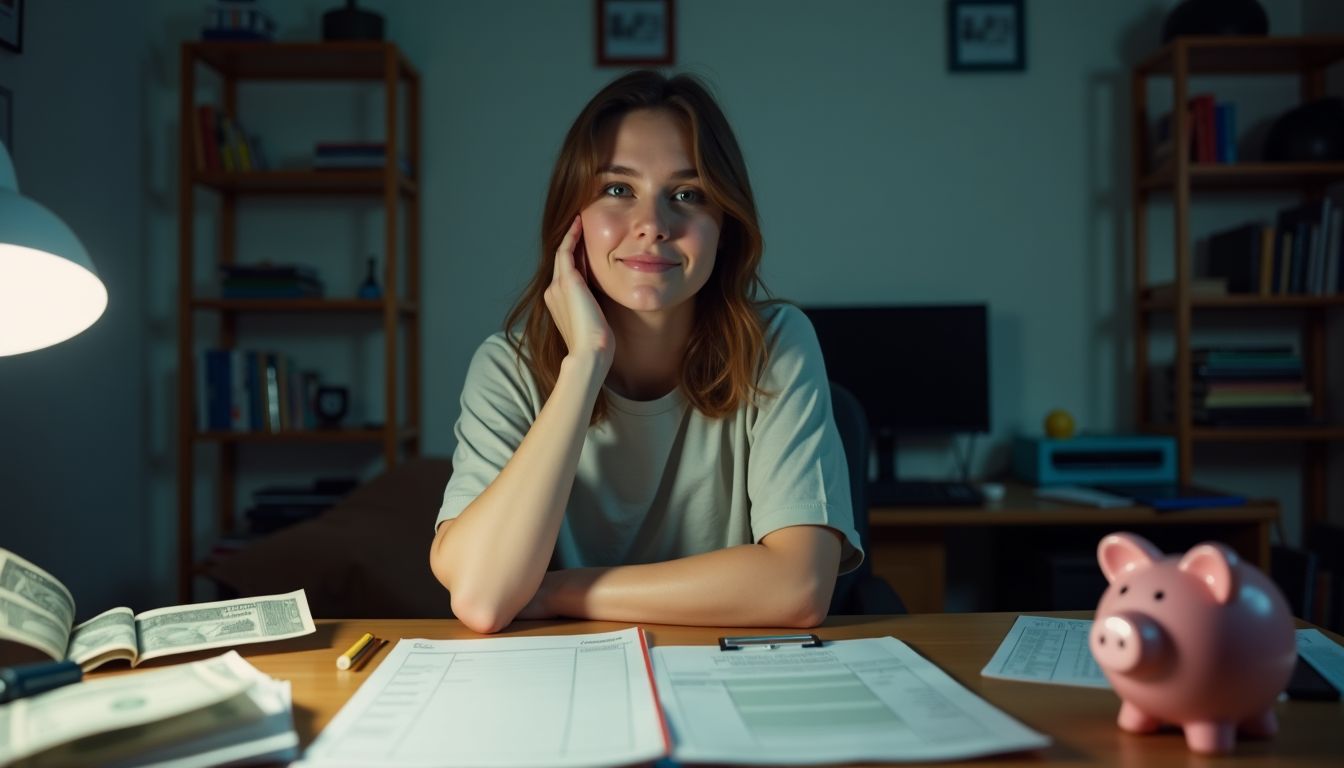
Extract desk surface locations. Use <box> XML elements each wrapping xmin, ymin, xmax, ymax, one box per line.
<box><xmin>870</xmin><ymin>484</ymin><xmax>1279</xmax><ymax>525</ymax></box>
<box><xmin>144</xmin><ymin>611</ymin><xmax>1343</xmax><ymax>767</ymax></box>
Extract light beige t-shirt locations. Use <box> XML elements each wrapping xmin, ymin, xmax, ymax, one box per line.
<box><xmin>436</xmin><ymin>303</ymin><xmax>863</xmax><ymax>574</ymax></box>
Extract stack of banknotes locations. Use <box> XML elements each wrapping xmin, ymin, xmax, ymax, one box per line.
<box><xmin>0</xmin><ymin>650</ymin><xmax>297</xmax><ymax>767</ymax></box>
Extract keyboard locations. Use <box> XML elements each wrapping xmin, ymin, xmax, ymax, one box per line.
<box><xmin>869</xmin><ymin>481</ymin><xmax>984</xmax><ymax>508</ymax></box>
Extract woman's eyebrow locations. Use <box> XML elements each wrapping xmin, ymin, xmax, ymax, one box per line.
<box><xmin>597</xmin><ymin>164</ymin><xmax>699</xmax><ymax>180</ymax></box>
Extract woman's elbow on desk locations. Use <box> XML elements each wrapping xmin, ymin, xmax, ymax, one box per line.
<box><xmin>430</xmin><ymin>522</ymin><xmax>524</xmax><ymax>634</ymax></box>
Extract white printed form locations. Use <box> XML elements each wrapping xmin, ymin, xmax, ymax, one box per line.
<box><xmin>298</xmin><ymin>627</ymin><xmax>668</xmax><ymax>768</ymax></box>
<box><xmin>652</xmin><ymin>636</ymin><xmax>1049</xmax><ymax>764</ymax></box>
<box><xmin>980</xmin><ymin>615</ymin><xmax>1109</xmax><ymax>688</ymax></box>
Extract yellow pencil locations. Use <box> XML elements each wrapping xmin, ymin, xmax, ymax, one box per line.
<box><xmin>336</xmin><ymin>632</ymin><xmax>374</xmax><ymax>670</ymax></box>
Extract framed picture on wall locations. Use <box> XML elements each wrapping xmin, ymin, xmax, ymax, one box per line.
<box><xmin>597</xmin><ymin>0</ymin><xmax>675</xmax><ymax>67</ymax></box>
<box><xmin>0</xmin><ymin>0</ymin><xmax>23</xmax><ymax>54</ymax></box>
<box><xmin>947</xmin><ymin>0</ymin><xmax>1025</xmax><ymax>72</ymax></box>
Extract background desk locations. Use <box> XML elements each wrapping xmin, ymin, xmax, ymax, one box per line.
<box><xmin>869</xmin><ymin>485</ymin><xmax>1277</xmax><ymax>613</ymax></box>
<box><xmin>170</xmin><ymin>612</ymin><xmax>1341</xmax><ymax>768</ymax></box>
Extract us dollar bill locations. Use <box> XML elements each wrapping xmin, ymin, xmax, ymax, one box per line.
<box><xmin>0</xmin><ymin>548</ymin><xmax>76</xmax><ymax>629</ymax></box>
<box><xmin>0</xmin><ymin>588</ymin><xmax>69</xmax><ymax>661</ymax></box>
<box><xmin>0</xmin><ymin>651</ymin><xmax>267</xmax><ymax>765</ymax></box>
<box><xmin>66</xmin><ymin>607</ymin><xmax>137</xmax><ymax>669</ymax></box>
<box><xmin>134</xmin><ymin>589</ymin><xmax>315</xmax><ymax>662</ymax></box>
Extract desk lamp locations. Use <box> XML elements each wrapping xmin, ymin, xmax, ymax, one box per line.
<box><xmin>0</xmin><ymin>140</ymin><xmax>107</xmax><ymax>356</ymax></box>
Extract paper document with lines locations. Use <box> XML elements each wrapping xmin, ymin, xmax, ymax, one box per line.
<box><xmin>980</xmin><ymin>615</ymin><xmax>1110</xmax><ymax>688</ymax></box>
<box><xmin>651</xmin><ymin>636</ymin><xmax>1049</xmax><ymax>764</ymax></box>
<box><xmin>297</xmin><ymin>627</ymin><xmax>668</xmax><ymax>768</ymax></box>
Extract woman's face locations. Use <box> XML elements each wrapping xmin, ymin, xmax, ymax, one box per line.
<box><xmin>580</xmin><ymin>108</ymin><xmax>722</xmax><ymax>316</ymax></box>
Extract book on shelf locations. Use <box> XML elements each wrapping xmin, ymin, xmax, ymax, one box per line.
<box><xmin>219</xmin><ymin>262</ymin><xmax>323</xmax><ymax>299</ymax></box>
<box><xmin>1154</xmin><ymin>347</ymin><xmax>1316</xmax><ymax>426</ymax></box>
<box><xmin>199</xmin><ymin>349</ymin><xmax>321</xmax><ymax>433</ymax></box>
<box><xmin>1151</xmin><ymin>94</ymin><xmax>1235</xmax><ymax>168</ymax></box>
<box><xmin>201</xmin><ymin>0</ymin><xmax>277</xmax><ymax>41</ymax></box>
<box><xmin>194</xmin><ymin>105</ymin><xmax>269</xmax><ymax>174</ymax></box>
<box><xmin>312</xmin><ymin>141</ymin><xmax>412</xmax><ymax>174</ymax></box>
<box><xmin>0</xmin><ymin>547</ymin><xmax>315</xmax><ymax>672</ymax></box>
<box><xmin>1206</xmin><ymin>223</ymin><xmax>1264</xmax><ymax>293</ymax></box>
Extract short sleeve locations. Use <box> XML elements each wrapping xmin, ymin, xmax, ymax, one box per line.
<box><xmin>746</xmin><ymin>306</ymin><xmax>864</xmax><ymax>573</ymax></box>
<box><xmin>435</xmin><ymin>335</ymin><xmax>540</xmax><ymax>530</ymax></box>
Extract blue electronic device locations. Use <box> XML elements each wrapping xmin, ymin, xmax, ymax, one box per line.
<box><xmin>1012</xmin><ymin>435</ymin><xmax>1178</xmax><ymax>487</ymax></box>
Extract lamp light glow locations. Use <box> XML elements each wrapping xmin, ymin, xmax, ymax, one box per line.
<box><xmin>0</xmin><ymin>141</ymin><xmax>107</xmax><ymax>356</ymax></box>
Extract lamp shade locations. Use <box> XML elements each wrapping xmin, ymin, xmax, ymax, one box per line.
<box><xmin>0</xmin><ymin>141</ymin><xmax>107</xmax><ymax>356</ymax></box>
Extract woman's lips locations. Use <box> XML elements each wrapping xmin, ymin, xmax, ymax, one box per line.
<box><xmin>619</xmin><ymin>257</ymin><xmax>678</xmax><ymax>273</ymax></box>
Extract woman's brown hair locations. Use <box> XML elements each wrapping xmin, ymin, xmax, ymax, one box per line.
<box><xmin>504</xmin><ymin>70</ymin><xmax>769</xmax><ymax>423</ymax></box>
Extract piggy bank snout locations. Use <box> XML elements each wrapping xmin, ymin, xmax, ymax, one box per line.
<box><xmin>1092</xmin><ymin>613</ymin><xmax>1168</xmax><ymax>675</ymax></box>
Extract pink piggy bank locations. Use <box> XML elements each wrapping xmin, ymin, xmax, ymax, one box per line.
<box><xmin>1090</xmin><ymin>532</ymin><xmax>1296</xmax><ymax>755</ymax></box>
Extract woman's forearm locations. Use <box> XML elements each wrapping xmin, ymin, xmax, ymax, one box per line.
<box><xmin>539</xmin><ymin>527</ymin><xmax>842</xmax><ymax>628</ymax></box>
<box><xmin>430</xmin><ymin>353</ymin><xmax>606</xmax><ymax>633</ymax></box>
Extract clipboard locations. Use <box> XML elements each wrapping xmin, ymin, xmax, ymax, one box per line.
<box><xmin>717</xmin><ymin>633</ymin><xmax>822</xmax><ymax>651</ymax></box>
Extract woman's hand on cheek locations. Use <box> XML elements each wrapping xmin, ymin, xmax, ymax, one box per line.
<box><xmin>544</xmin><ymin>214</ymin><xmax>615</xmax><ymax>372</ymax></box>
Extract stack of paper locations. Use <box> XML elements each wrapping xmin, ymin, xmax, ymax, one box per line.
<box><xmin>0</xmin><ymin>651</ymin><xmax>297</xmax><ymax>767</ymax></box>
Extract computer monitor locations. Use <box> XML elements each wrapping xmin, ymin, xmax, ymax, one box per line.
<box><xmin>802</xmin><ymin>304</ymin><xmax>990</xmax><ymax>483</ymax></box>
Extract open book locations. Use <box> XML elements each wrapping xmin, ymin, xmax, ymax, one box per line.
<box><xmin>0</xmin><ymin>547</ymin><xmax>315</xmax><ymax>671</ymax></box>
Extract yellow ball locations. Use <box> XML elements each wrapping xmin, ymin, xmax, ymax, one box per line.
<box><xmin>1045</xmin><ymin>409</ymin><xmax>1075</xmax><ymax>439</ymax></box>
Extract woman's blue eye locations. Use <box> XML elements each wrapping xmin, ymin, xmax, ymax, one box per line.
<box><xmin>673</xmin><ymin>189</ymin><xmax>705</xmax><ymax>204</ymax></box>
<box><xmin>602</xmin><ymin>183</ymin><xmax>632</xmax><ymax>197</ymax></box>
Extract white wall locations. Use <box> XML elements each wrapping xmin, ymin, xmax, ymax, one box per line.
<box><xmin>3</xmin><ymin>1</ymin><xmax>1335</xmax><ymax>612</ymax></box>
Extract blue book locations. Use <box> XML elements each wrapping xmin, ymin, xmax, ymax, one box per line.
<box><xmin>1215</xmin><ymin>102</ymin><xmax>1237</xmax><ymax>163</ymax></box>
<box><xmin>1097</xmin><ymin>484</ymin><xmax>1246</xmax><ymax>511</ymax></box>
<box><xmin>203</xmin><ymin>349</ymin><xmax>232</xmax><ymax>431</ymax></box>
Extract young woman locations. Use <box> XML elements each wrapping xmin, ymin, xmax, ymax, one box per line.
<box><xmin>429</xmin><ymin>71</ymin><xmax>861</xmax><ymax>634</ymax></box>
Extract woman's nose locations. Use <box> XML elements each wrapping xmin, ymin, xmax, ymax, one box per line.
<box><xmin>633</xmin><ymin>197</ymin><xmax>671</xmax><ymax>241</ymax></box>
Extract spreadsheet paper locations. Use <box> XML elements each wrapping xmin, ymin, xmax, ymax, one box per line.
<box><xmin>297</xmin><ymin>628</ymin><xmax>666</xmax><ymax>768</ymax></box>
<box><xmin>652</xmin><ymin>636</ymin><xmax>1050</xmax><ymax>764</ymax></box>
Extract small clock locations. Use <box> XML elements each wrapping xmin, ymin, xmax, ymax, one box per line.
<box><xmin>315</xmin><ymin>386</ymin><xmax>349</xmax><ymax>429</ymax></box>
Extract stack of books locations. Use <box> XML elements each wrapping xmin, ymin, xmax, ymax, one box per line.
<box><xmin>245</xmin><ymin>478</ymin><xmax>358</xmax><ymax>534</ymax></box>
<box><xmin>312</xmin><ymin>141</ymin><xmax>411</xmax><ymax>174</ymax></box>
<box><xmin>221</xmin><ymin>263</ymin><xmax>322</xmax><ymax>299</ymax></box>
<box><xmin>1187</xmin><ymin>347</ymin><xmax>1312</xmax><ymax>426</ymax></box>
<box><xmin>1199</xmin><ymin>194</ymin><xmax>1344</xmax><ymax>297</ymax></box>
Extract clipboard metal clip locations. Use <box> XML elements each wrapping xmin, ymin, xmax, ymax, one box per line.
<box><xmin>718</xmin><ymin>633</ymin><xmax>823</xmax><ymax>651</ymax></box>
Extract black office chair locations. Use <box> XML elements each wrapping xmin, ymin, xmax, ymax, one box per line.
<box><xmin>827</xmin><ymin>382</ymin><xmax>907</xmax><ymax>615</ymax></box>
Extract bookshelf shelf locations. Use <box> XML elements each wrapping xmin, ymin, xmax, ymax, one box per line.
<box><xmin>193</xmin><ymin>170</ymin><xmax>417</xmax><ymax>196</ymax></box>
<box><xmin>194</xmin><ymin>427</ymin><xmax>420</xmax><ymax>444</ymax></box>
<box><xmin>1135</xmin><ymin>35</ymin><xmax>1344</xmax><ymax>76</ymax></box>
<box><xmin>177</xmin><ymin>42</ymin><xmax>422</xmax><ymax>601</ymax></box>
<box><xmin>192</xmin><ymin>298</ymin><xmax>418</xmax><ymax>315</ymax></box>
<box><xmin>1140</xmin><ymin>162</ymin><xmax>1344</xmax><ymax>191</ymax></box>
<box><xmin>1140</xmin><ymin>293</ymin><xmax>1344</xmax><ymax>311</ymax></box>
<box><xmin>186</xmin><ymin>41</ymin><xmax>417</xmax><ymax>81</ymax></box>
<box><xmin>1130</xmin><ymin>35</ymin><xmax>1344</xmax><ymax>530</ymax></box>
<box><xmin>1141</xmin><ymin>423</ymin><xmax>1344</xmax><ymax>442</ymax></box>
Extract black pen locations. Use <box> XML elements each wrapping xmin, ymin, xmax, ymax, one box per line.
<box><xmin>0</xmin><ymin>660</ymin><xmax>83</xmax><ymax>704</ymax></box>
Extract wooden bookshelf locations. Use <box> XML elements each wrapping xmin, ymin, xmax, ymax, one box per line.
<box><xmin>1130</xmin><ymin>36</ymin><xmax>1344</xmax><ymax>529</ymax></box>
<box><xmin>176</xmin><ymin>41</ymin><xmax>422</xmax><ymax>601</ymax></box>
<box><xmin>193</xmin><ymin>169</ymin><xmax>417</xmax><ymax>196</ymax></box>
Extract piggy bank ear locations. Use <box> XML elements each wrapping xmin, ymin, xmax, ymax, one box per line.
<box><xmin>1097</xmin><ymin>532</ymin><xmax>1163</xmax><ymax>584</ymax></box>
<box><xmin>1178</xmin><ymin>543</ymin><xmax>1239</xmax><ymax>604</ymax></box>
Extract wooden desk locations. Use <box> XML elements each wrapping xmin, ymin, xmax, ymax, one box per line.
<box><xmin>167</xmin><ymin>612</ymin><xmax>1340</xmax><ymax>767</ymax></box>
<box><xmin>869</xmin><ymin>485</ymin><xmax>1278</xmax><ymax>613</ymax></box>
